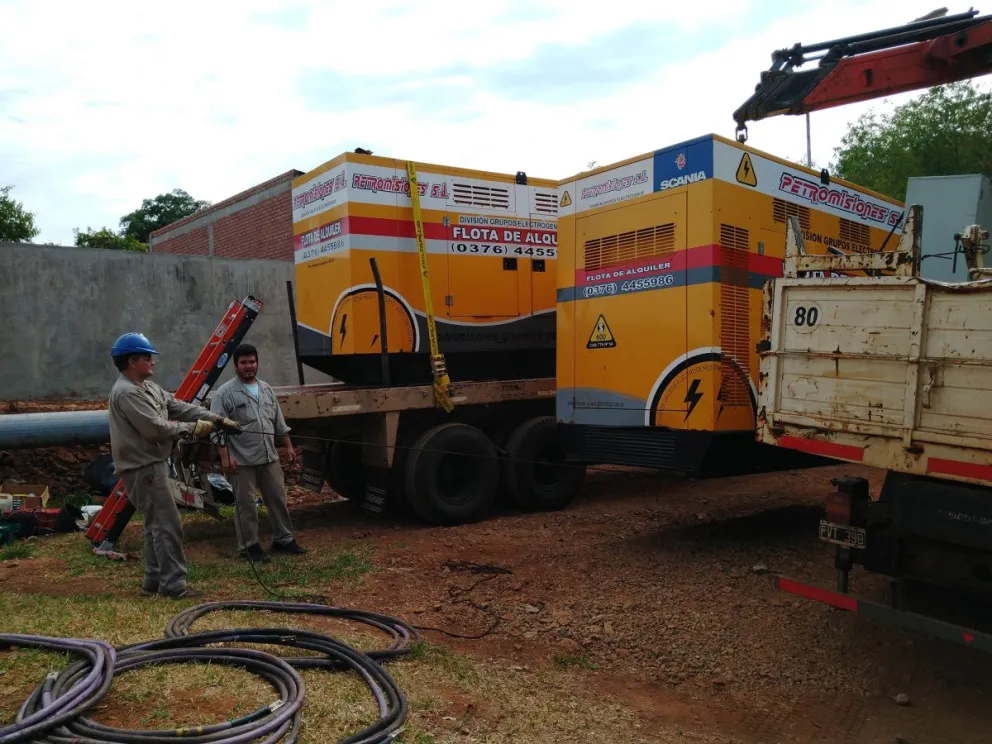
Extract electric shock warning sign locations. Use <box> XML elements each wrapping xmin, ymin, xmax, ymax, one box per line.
<box><xmin>587</xmin><ymin>315</ymin><xmax>616</xmax><ymax>349</ymax></box>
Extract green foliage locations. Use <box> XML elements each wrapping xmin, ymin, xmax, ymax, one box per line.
<box><xmin>0</xmin><ymin>185</ymin><xmax>40</xmax><ymax>243</ymax></box>
<box><xmin>119</xmin><ymin>189</ymin><xmax>210</xmax><ymax>243</ymax></box>
<box><xmin>74</xmin><ymin>227</ymin><xmax>149</xmax><ymax>252</ymax></box>
<box><xmin>832</xmin><ymin>81</ymin><xmax>992</xmax><ymax>200</ymax></box>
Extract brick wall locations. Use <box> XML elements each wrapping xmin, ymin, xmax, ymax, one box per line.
<box><xmin>150</xmin><ymin>169</ymin><xmax>303</xmax><ymax>261</ymax></box>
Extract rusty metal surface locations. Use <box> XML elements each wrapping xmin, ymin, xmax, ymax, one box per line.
<box><xmin>274</xmin><ymin>377</ymin><xmax>555</xmax><ymax>420</ymax></box>
<box><xmin>782</xmin><ymin>204</ymin><xmax>922</xmax><ymax>278</ymax></box>
<box><xmin>758</xmin><ymin>206</ymin><xmax>992</xmax><ymax>488</ymax></box>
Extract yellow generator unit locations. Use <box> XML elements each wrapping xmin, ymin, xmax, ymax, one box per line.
<box><xmin>292</xmin><ymin>151</ymin><xmax>559</xmax><ymax>385</ymax></box>
<box><xmin>556</xmin><ymin>133</ymin><xmax>905</xmax><ymax>474</ymax></box>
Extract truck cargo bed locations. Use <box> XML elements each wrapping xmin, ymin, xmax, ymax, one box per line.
<box><xmin>758</xmin><ymin>210</ymin><xmax>992</xmax><ymax>488</ymax></box>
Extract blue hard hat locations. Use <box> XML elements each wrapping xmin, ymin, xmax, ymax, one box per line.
<box><xmin>110</xmin><ymin>332</ymin><xmax>159</xmax><ymax>357</ymax></box>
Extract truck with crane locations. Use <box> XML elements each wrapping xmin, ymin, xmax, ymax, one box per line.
<box><xmin>738</xmin><ymin>7</ymin><xmax>992</xmax><ymax>650</ymax></box>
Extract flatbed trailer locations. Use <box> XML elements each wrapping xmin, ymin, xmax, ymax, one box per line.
<box><xmin>272</xmin><ymin>376</ymin><xmax>584</xmax><ymax>526</ymax></box>
<box><xmin>757</xmin><ymin>205</ymin><xmax>992</xmax><ymax>651</ymax></box>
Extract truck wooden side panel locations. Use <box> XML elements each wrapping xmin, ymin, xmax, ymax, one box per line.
<box><xmin>758</xmin><ymin>266</ymin><xmax>992</xmax><ymax>488</ymax></box>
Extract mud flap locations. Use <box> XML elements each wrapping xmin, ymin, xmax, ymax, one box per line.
<box><xmin>361</xmin><ymin>412</ymin><xmax>399</xmax><ymax>514</ymax></box>
<box><xmin>298</xmin><ymin>444</ymin><xmax>328</xmax><ymax>493</ymax></box>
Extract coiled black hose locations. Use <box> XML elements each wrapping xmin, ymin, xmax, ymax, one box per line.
<box><xmin>0</xmin><ymin>634</ymin><xmax>115</xmax><ymax>744</ymax></box>
<box><xmin>20</xmin><ymin>646</ymin><xmax>304</xmax><ymax>744</ymax></box>
<box><xmin>123</xmin><ymin>629</ymin><xmax>406</xmax><ymax>744</ymax></box>
<box><xmin>6</xmin><ymin>603</ymin><xmax>418</xmax><ymax>744</ymax></box>
<box><xmin>162</xmin><ymin>600</ymin><xmax>420</xmax><ymax>663</ymax></box>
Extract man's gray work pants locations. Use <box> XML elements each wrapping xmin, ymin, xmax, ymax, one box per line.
<box><xmin>232</xmin><ymin>460</ymin><xmax>294</xmax><ymax>551</ymax></box>
<box><xmin>121</xmin><ymin>460</ymin><xmax>187</xmax><ymax>595</ymax></box>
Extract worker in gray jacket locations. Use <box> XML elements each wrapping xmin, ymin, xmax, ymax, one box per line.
<box><xmin>211</xmin><ymin>343</ymin><xmax>307</xmax><ymax>563</ymax></box>
<box><xmin>108</xmin><ymin>332</ymin><xmax>240</xmax><ymax>599</ymax></box>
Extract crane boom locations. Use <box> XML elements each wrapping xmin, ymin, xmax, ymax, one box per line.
<box><xmin>733</xmin><ymin>8</ymin><xmax>992</xmax><ymax>141</ymax></box>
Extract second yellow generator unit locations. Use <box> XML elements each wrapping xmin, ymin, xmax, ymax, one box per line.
<box><xmin>292</xmin><ymin>151</ymin><xmax>559</xmax><ymax>385</ymax></box>
<box><xmin>556</xmin><ymin>133</ymin><xmax>905</xmax><ymax>474</ymax></box>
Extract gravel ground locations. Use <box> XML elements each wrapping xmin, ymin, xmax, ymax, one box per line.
<box><xmin>2</xmin><ymin>438</ymin><xmax>990</xmax><ymax>743</ymax></box>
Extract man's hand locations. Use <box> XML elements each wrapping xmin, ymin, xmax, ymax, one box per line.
<box><xmin>217</xmin><ymin>418</ymin><xmax>243</xmax><ymax>434</ymax></box>
<box><xmin>193</xmin><ymin>420</ymin><xmax>215</xmax><ymax>438</ymax></box>
<box><xmin>282</xmin><ymin>436</ymin><xmax>297</xmax><ymax>465</ymax></box>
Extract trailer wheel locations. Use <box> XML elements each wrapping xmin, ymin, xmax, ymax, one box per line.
<box><xmin>503</xmin><ymin>416</ymin><xmax>585</xmax><ymax>511</ymax></box>
<box><xmin>326</xmin><ymin>441</ymin><xmax>365</xmax><ymax>502</ymax></box>
<box><xmin>403</xmin><ymin>423</ymin><xmax>499</xmax><ymax>525</ymax></box>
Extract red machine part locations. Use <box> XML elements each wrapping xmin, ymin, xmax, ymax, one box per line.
<box><xmin>733</xmin><ymin>10</ymin><xmax>992</xmax><ymax>139</ymax></box>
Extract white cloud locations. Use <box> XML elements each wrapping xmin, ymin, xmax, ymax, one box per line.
<box><xmin>0</xmin><ymin>0</ymin><xmax>987</xmax><ymax>244</ymax></box>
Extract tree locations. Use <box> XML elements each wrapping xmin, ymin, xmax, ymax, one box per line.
<box><xmin>74</xmin><ymin>227</ymin><xmax>148</xmax><ymax>252</ymax></box>
<box><xmin>119</xmin><ymin>188</ymin><xmax>210</xmax><ymax>244</ymax></box>
<box><xmin>832</xmin><ymin>81</ymin><xmax>992</xmax><ymax>201</ymax></box>
<box><xmin>0</xmin><ymin>185</ymin><xmax>40</xmax><ymax>243</ymax></box>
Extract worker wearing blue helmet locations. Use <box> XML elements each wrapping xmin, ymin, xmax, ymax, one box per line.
<box><xmin>107</xmin><ymin>332</ymin><xmax>240</xmax><ymax>599</ymax></box>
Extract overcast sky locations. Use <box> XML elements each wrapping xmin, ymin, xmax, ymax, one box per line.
<box><xmin>1</xmin><ymin>0</ymin><xmax>985</xmax><ymax>245</ymax></box>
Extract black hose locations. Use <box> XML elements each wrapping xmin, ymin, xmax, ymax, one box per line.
<box><xmin>8</xmin><ymin>603</ymin><xmax>418</xmax><ymax>744</ymax></box>
<box><xmin>20</xmin><ymin>646</ymin><xmax>303</xmax><ymax>744</ymax></box>
<box><xmin>162</xmin><ymin>600</ymin><xmax>420</xmax><ymax>663</ymax></box>
<box><xmin>122</xmin><ymin>629</ymin><xmax>406</xmax><ymax>744</ymax></box>
<box><xmin>0</xmin><ymin>634</ymin><xmax>115</xmax><ymax>744</ymax></box>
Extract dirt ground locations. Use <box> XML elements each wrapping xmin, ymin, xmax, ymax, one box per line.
<box><xmin>1</xmin><ymin>440</ymin><xmax>990</xmax><ymax>743</ymax></box>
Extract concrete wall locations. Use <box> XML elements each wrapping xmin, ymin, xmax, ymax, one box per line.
<box><xmin>149</xmin><ymin>169</ymin><xmax>301</xmax><ymax>261</ymax></box>
<box><xmin>0</xmin><ymin>243</ymin><xmax>331</xmax><ymax>400</ymax></box>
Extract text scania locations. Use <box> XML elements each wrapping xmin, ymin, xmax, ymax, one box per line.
<box><xmin>352</xmin><ymin>173</ymin><xmax>449</xmax><ymax>199</ymax></box>
<box><xmin>293</xmin><ymin>173</ymin><xmax>346</xmax><ymax>210</ymax></box>
<box><xmin>779</xmin><ymin>173</ymin><xmax>900</xmax><ymax>225</ymax></box>
<box><xmin>581</xmin><ymin>170</ymin><xmax>649</xmax><ymax>199</ymax></box>
<box><xmin>452</xmin><ymin>226</ymin><xmax>557</xmax><ymax>245</ymax></box>
<box><xmin>300</xmin><ymin>220</ymin><xmax>343</xmax><ymax>248</ymax></box>
<box><xmin>658</xmin><ymin>172</ymin><xmax>707</xmax><ymax>191</ymax></box>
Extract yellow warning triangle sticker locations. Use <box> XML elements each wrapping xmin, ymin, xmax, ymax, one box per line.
<box><xmin>560</xmin><ymin>190</ymin><xmax>572</xmax><ymax>208</ymax></box>
<box><xmin>736</xmin><ymin>152</ymin><xmax>757</xmax><ymax>187</ymax></box>
<box><xmin>587</xmin><ymin>314</ymin><xmax>616</xmax><ymax>349</ymax></box>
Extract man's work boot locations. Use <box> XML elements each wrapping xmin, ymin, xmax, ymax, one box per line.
<box><xmin>140</xmin><ymin>581</ymin><xmax>158</xmax><ymax>597</ymax></box>
<box><xmin>271</xmin><ymin>539</ymin><xmax>308</xmax><ymax>556</ymax></box>
<box><xmin>239</xmin><ymin>543</ymin><xmax>270</xmax><ymax>563</ymax></box>
<box><xmin>159</xmin><ymin>586</ymin><xmax>206</xmax><ymax>600</ymax></box>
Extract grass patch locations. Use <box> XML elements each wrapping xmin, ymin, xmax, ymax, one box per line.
<box><xmin>0</xmin><ymin>587</ymin><xmax>668</xmax><ymax>743</ymax></box>
<box><xmin>0</xmin><ymin>519</ymin><xmax>679</xmax><ymax>742</ymax></box>
<box><xmin>187</xmin><ymin>547</ymin><xmax>375</xmax><ymax>590</ymax></box>
<box><xmin>551</xmin><ymin>654</ymin><xmax>599</xmax><ymax>671</ymax></box>
<box><xmin>0</xmin><ymin>543</ymin><xmax>39</xmax><ymax>561</ymax></box>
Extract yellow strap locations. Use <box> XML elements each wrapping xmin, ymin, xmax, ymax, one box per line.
<box><xmin>406</xmin><ymin>161</ymin><xmax>454</xmax><ymax>412</ymax></box>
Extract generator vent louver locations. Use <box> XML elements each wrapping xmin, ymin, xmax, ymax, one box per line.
<box><xmin>719</xmin><ymin>223</ymin><xmax>751</xmax><ymax>408</ymax></box>
<box><xmin>840</xmin><ymin>218</ymin><xmax>870</xmax><ymax>248</ymax></box>
<box><xmin>772</xmin><ymin>198</ymin><xmax>811</xmax><ymax>230</ymax></box>
<box><xmin>452</xmin><ymin>182</ymin><xmax>511</xmax><ymax>210</ymax></box>
<box><xmin>534</xmin><ymin>191</ymin><xmax>558</xmax><ymax>215</ymax></box>
<box><xmin>583</xmin><ymin>223</ymin><xmax>675</xmax><ymax>271</ymax></box>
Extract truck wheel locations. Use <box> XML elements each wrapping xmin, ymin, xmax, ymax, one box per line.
<box><xmin>403</xmin><ymin>423</ymin><xmax>499</xmax><ymax>525</ymax></box>
<box><xmin>326</xmin><ymin>441</ymin><xmax>365</xmax><ymax>502</ymax></box>
<box><xmin>503</xmin><ymin>416</ymin><xmax>585</xmax><ymax>511</ymax></box>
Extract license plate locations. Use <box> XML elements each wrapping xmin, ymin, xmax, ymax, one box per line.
<box><xmin>818</xmin><ymin>520</ymin><xmax>866</xmax><ymax>549</ymax></box>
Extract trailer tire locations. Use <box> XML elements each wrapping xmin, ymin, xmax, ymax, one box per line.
<box><xmin>403</xmin><ymin>423</ymin><xmax>499</xmax><ymax>526</ymax></box>
<box><xmin>503</xmin><ymin>416</ymin><xmax>585</xmax><ymax>511</ymax></box>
